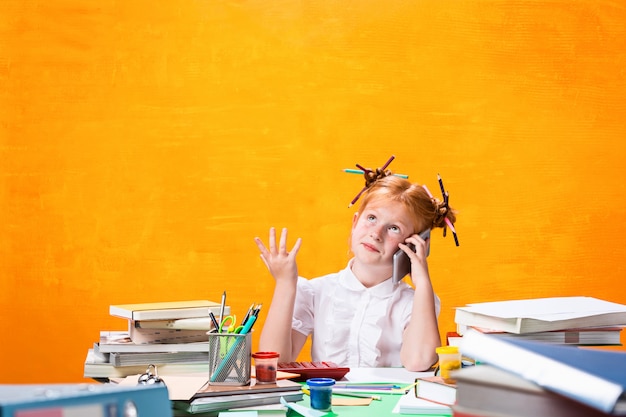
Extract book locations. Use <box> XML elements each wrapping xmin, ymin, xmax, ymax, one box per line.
<box><xmin>173</xmin><ymin>379</ymin><xmax>304</xmax><ymax>414</ymax></box>
<box><xmin>110</xmin><ymin>300</ymin><xmax>227</xmax><ymax>321</ymax></box>
<box><xmin>393</xmin><ymin>391</ymin><xmax>453</xmax><ymax>415</ymax></box>
<box><xmin>454</xmin><ymin>296</ymin><xmax>626</xmax><ymax>334</ymax></box>
<box><xmin>456</xmin><ymin>326</ymin><xmax>623</xmax><ymax>346</ymax></box>
<box><xmin>415</xmin><ymin>376</ymin><xmax>457</xmax><ymax>406</ymax></box>
<box><xmin>0</xmin><ymin>383</ymin><xmax>170</xmax><ymax>417</ymax></box>
<box><xmin>97</xmin><ymin>331</ymin><xmax>210</xmax><ymax>353</ymax></box>
<box><xmin>453</xmin><ymin>364</ymin><xmax>613</xmax><ymax>417</ymax></box>
<box><xmin>459</xmin><ymin>328</ymin><xmax>626</xmax><ymax>415</ymax></box>
<box><xmin>174</xmin><ymin>391</ymin><xmax>303</xmax><ymax>414</ymax></box>
<box><xmin>109</xmin><ymin>351</ymin><xmax>209</xmax><ymax>367</ymax></box>
<box><xmin>83</xmin><ymin>349</ymin><xmax>209</xmax><ymax>379</ymax></box>
<box><xmin>133</xmin><ymin>317</ymin><xmax>215</xmax><ymax>331</ymax></box>
<box><xmin>173</xmin><ymin>405</ymin><xmax>290</xmax><ymax>416</ymax></box>
<box><xmin>129</xmin><ymin>323</ymin><xmax>210</xmax><ymax>344</ymax></box>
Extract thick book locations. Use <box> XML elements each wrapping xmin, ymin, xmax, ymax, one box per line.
<box><xmin>454</xmin><ymin>296</ymin><xmax>626</xmax><ymax>334</ymax></box>
<box><xmin>393</xmin><ymin>391</ymin><xmax>453</xmax><ymax>415</ymax></box>
<box><xmin>173</xmin><ymin>379</ymin><xmax>303</xmax><ymax>414</ymax></box>
<box><xmin>460</xmin><ymin>329</ymin><xmax>626</xmax><ymax>415</ymax></box>
<box><xmin>0</xmin><ymin>383</ymin><xmax>170</xmax><ymax>417</ymax></box>
<box><xmin>110</xmin><ymin>300</ymin><xmax>226</xmax><ymax>321</ymax></box>
<box><xmin>109</xmin><ymin>351</ymin><xmax>209</xmax><ymax>367</ymax></box>
<box><xmin>174</xmin><ymin>391</ymin><xmax>303</xmax><ymax>414</ymax></box>
<box><xmin>84</xmin><ymin>349</ymin><xmax>209</xmax><ymax>379</ymax></box>
<box><xmin>415</xmin><ymin>376</ymin><xmax>457</xmax><ymax>406</ymax></box>
<box><xmin>457</xmin><ymin>325</ymin><xmax>623</xmax><ymax>346</ymax></box>
<box><xmin>129</xmin><ymin>323</ymin><xmax>210</xmax><ymax>344</ymax></box>
<box><xmin>453</xmin><ymin>364</ymin><xmax>613</xmax><ymax>417</ymax></box>
<box><xmin>97</xmin><ymin>331</ymin><xmax>210</xmax><ymax>353</ymax></box>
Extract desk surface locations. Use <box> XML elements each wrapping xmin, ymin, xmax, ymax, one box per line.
<box><xmin>176</xmin><ymin>368</ymin><xmax>441</xmax><ymax>416</ymax></box>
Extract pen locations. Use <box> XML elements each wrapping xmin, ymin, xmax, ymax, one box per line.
<box><xmin>333</xmin><ymin>383</ymin><xmax>401</xmax><ymax>390</ymax></box>
<box><xmin>301</xmin><ymin>388</ymin><xmax>381</xmax><ymax>401</ymax></box>
<box><xmin>208</xmin><ymin>311</ymin><xmax>220</xmax><ymax>332</ymax></box>
<box><xmin>241</xmin><ymin>303</ymin><xmax>255</xmax><ymax>326</ymax></box>
<box><xmin>219</xmin><ymin>291</ymin><xmax>226</xmax><ymax>321</ymax></box>
<box><xmin>332</xmin><ymin>390</ymin><xmax>382</xmax><ymax>401</ymax></box>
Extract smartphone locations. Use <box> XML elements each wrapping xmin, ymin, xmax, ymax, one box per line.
<box><xmin>391</xmin><ymin>229</ymin><xmax>431</xmax><ymax>284</ymax></box>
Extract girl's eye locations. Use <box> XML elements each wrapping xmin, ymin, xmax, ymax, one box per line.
<box><xmin>367</xmin><ymin>214</ymin><xmax>376</xmax><ymax>223</ymax></box>
<box><xmin>389</xmin><ymin>225</ymin><xmax>401</xmax><ymax>234</ymax></box>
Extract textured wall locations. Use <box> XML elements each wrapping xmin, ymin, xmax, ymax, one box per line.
<box><xmin>1</xmin><ymin>0</ymin><xmax>625</xmax><ymax>382</ymax></box>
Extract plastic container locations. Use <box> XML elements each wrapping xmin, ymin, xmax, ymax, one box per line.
<box><xmin>251</xmin><ymin>352</ymin><xmax>279</xmax><ymax>384</ymax></box>
<box><xmin>306</xmin><ymin>377</ymin><xmax>335</xmax><ymax>411</ymax></box>
<box><xmin>436</xmin><ymin>346</ymin><xmax>462</xmax><ymax>383</ymax></box>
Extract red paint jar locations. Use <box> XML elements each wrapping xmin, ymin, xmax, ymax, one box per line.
<box><xmin>252</xmin><ymin>351</ymin><xmax>280</xmax><ymax>384</ymax></box>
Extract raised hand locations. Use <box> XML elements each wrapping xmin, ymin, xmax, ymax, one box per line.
<box><xmin>254</xmin><ymin>227</ymin><xmax>302</xmax><ymax>283</ymax></box>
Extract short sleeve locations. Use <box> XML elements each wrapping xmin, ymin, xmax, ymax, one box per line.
<box><xmin>292</xmin><ymin>277</ymin><xmax>315</xmax><ymax>336</ymax></box>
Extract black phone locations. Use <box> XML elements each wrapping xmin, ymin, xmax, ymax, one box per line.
<box><xmin>391</xmin><ymin>229</ymin><xmax>431</xmax><ymax>284</ymax></box>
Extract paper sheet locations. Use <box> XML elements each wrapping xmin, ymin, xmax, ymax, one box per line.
<box><xmin>461</xmin><ymin>296</ymin><xmax>626</xmax><ymax>320</ymax></box>
<box><xmin>343</xmin><ymin>367</ymin><xmax>432</xmax><ymax>384</ymax></box>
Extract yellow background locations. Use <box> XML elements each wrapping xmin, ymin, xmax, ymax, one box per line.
<box><xmin>2</xmin><ymin>0</ymin><xmax>626</xmax><ymax>383</ymax></box>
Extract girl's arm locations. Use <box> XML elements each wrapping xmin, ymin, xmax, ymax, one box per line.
<box><xmin>254</xmin><ymin>227</ymin><xmax>304</xmax><ymax>362</ymax></box>
<box><xmin>399</xmin><ymin>237</ymin><xmax>441</xmax><ymax>371</ymax></box>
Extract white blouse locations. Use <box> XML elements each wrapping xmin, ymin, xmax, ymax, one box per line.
<box><xmin>292</xmin><ymin>261</ymin><xmax>441</xmax><ymax>368</ymax></box>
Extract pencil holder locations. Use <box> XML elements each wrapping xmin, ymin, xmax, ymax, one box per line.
<box><xmin>208</xmin><ymin>332</ymin><xmax>251</xmax><ymax>386</ymax></box>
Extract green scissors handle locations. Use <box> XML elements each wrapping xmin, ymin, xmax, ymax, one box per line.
<box><xmin>219</xmin><ymin>315</ymin><xmax>237</xmax><ymax>333</ymax></box>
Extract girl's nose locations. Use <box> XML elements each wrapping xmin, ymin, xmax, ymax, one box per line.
<box><xmin>370</xmin><ymin>226</ymin><xmax>383</xmax><ymax>241</ymax></box>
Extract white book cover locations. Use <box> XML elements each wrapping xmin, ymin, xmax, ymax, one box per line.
<box><xmin>393</xmin><ymin>392</ymin><xmax>452</xmax><ymax>415</ymax></box>
<box><xmin>455</xmin><ymin>296</ymin><xmax>626</xmax><ymax>334</ymax></box>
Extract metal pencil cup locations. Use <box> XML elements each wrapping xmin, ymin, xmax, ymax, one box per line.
<box><xmin>208</xmin><ymin>332</ymin><xmax>251</xmax><ymax>386</ymax></box>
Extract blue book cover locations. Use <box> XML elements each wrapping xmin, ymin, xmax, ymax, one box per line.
<box><xmin>0</xmin><ymin>383</ymin><xmax>171</xmax><ymax>417</ymax></box>
<box><xmin>460</xmin><ymin>329</ymin><xmax>626</xmax><ymax>415</ymax></box>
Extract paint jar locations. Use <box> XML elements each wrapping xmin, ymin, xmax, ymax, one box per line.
<box><xmin>251</xmin><ymin>351</ymin><xmax>279</xmax><ymax>384</ymax></box>
<box><xmin>436</xmin><ymin>346</ymin><xmax>462</xmax><ymax>383</ymax></box>
<box><xmin>306</xmin><ymin>378</ymin><xmax>335</xmax><ymax>411</ymax></box>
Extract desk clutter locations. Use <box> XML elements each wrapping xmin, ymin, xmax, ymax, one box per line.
<box><xmin>447</xmin><ymin>296</ymin><xmax>626</xmax><ymax>417</ymax></box>
<box><xmin>78</xmin><ymin>295</ymin><xmax>626</xmax><ymax>416</ymax></box>
<box><xmin>85</xmin><ymin>299</ymin><xmax>233</xmax><ymax>380</ymax></box>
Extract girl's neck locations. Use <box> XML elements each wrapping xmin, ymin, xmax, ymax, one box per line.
<box><xmin>350</xmin><ymin>259</ymin><xmax>391</xmax><ymax>288</ymax></box>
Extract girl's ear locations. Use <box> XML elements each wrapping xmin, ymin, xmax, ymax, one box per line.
<box><xmin>352</xmin><ymin>212</ymin><xmax>359</xmax><ymax>229</ymax></box>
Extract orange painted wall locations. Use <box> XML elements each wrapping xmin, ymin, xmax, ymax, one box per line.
<box><xmin>2</xmin><ymin>1</ymin><xmax>626</xmax><ymax>383</ymax></box>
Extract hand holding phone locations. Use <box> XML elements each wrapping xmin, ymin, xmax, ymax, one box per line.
<box><xmin>391</xmin><ymin>229</ymin><xmax>431</xmax><ymax>284</ymax></box>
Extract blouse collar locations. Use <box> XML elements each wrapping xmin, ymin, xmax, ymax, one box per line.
<box><xmin>339</xmin><ymin>259</ymin><xmax>397</xmax><ymax>298</ymax></box>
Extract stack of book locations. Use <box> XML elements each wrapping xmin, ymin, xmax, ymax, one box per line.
<box><xmin>453</xmin><ymin>296</ymin><xmax>626</xmax><ymax>346</ymax></box>
<box><xmin>171</xmin><ymin>379</ymin><xmax>303</xmax><ymax>415</ymax></box>
<box><xmin>449</xmin><ymin>296</ymin><xmax>626</xmax><ymax>417</ymax></box>
<box><xmin>454</xmin><ymin>328</ymin><xmax>626</xmax><ymax>417</ymax></box>
<box><xmin>394</xmin><ymin>375</ymin><xmax>456</xmax><ymax>415</ymax></box>
<box><xmin>84</xmin><ymin>300</ymin><xmax>229</xmax><ymax>380</ymax></box>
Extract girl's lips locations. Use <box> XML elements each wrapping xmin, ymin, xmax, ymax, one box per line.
<box><xmin>362</xmin><ymin>242</ymin><xmax>380</xmax><ymax>253</ymax></box>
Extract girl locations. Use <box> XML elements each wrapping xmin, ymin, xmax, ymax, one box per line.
<box><xmin>254</xmin><ymin>171</ymin><xmax>457</xmax><ymax>371</ymax></box>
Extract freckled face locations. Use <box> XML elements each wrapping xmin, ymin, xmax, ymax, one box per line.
<box><xmin>350</xmin><ymin>201</ymin><xmax>414</xmax><ymax>266</ymax></box>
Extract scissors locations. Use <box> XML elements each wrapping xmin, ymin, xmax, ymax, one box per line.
<box><xmin>218</xmin><ymin>315</ymin><xmax>244</xmax><ymax>359</ymax></box>
<box><xmin>219</xmin><ymin>315</ymin><xmax>244</xmax><ymax>334</ymax></box>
